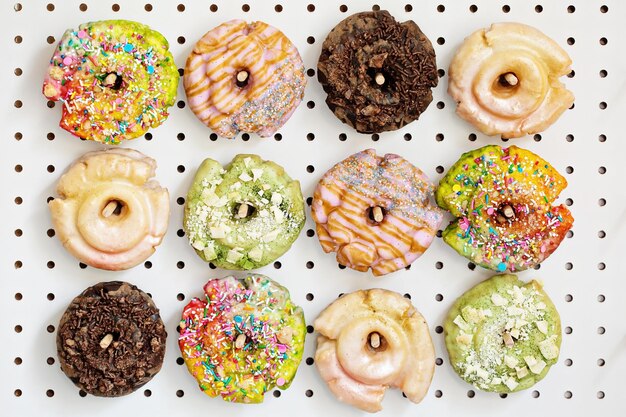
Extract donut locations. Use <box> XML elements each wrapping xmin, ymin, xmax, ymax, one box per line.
<box><xmin>435</xmin><ymin>145</ymin><xmax>574</xmax><ymax>272</ymax></box>
<box><xmin>448</xmin><ymin>23</ymin><xmax>574</xmax><ymax>138</ymax></box>
<box><xmin>178</xmin><ymin>274</ymin><xmax>306</xmax><ymax>403</ymax></box>
<box><xmin>312</xmin><ymin>149</ymin><xmax>444</xmax><ymax>276</ymax></box>
<box><xmin>444</xmin><ymin>274</ymin><xmax>561</xmax><ymax>392</ymax></box>
<box><xmin>42</xmin><ymin>20</ymin><xmax>179</xmax><ymax>144</ymax></box>
<box><xmin>184</xmin><ymin>154</ymin><xmax>305</xmax><ymax>269</ymax></box>
<box><xmin>314</xmin><ymin>289</ymin><xmax>435</xmax><ymax>412</ymax></box>
<box><xmin>57</xmin><ymin>281</ymin><xmax>167</xmax><ymax>397</ymax></box>
<box><xmin>318</xmin><ymin>10</ymin><xmax>438</xmax><ymax>133</ymax></box>
<box><xmin>184</xmin><ymin>20</ymin><xmax>306</xmax><ymax>138</ymax></box>
<box><xmin>49</xmin><ymin>149</ymin><xmax>169</xmax><ymax>270</ymax></box>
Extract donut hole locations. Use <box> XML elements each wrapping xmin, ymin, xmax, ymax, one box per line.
<box><xmin>366</xmin><ymin>206</ymin><xmax>387</xmax><ymax>225</ymax></box>
<box><xmin>235</xmin><ymin>69</ymin><xmax>250</xmax><ymax>88</ymax></box>
<box><xmin>234</xmin><ymin>202</ymin><xmax>256</xmax><ymax>220</ymax></box>
<box><xmin>493</xmin><ymin>202</ymin><xmax>517</xmax><ymax>224</ymax></box>
<box><xmin>495</xmin><ymin>72</ymin><xmax>519</xmax><ymax>93</ymax></box>
<box><xmin>101</xmin><ymin>72</ymin><xmax>123</xmax><ymax>90</ymax></box>
<box><xmin>102</xmin><ymin>199</ymin><xmax>126</xmax><ymax>219</ymax></box>
<box><xmin>366</xmin><ymin>332</ymin><xmax>387</xmax><ymax>352</ymax></box>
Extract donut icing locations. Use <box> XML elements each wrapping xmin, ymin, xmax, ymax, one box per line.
<box><xmin>445</xmin><ymin>274</ymin><xmax>561</xmax><ymax>392</ymax></box>
<box><xmin>312</xmin><ymin>149</ymin><xmax>444</xmax><ymax>276</ymax></box>
<box><xmin>43</xmin><ymin>20</ymin><xmax>179</xmax><ymax>144</ymax></box>
<box><xmin>448</xmin><ymin>23</ymin><xmax>574</xmax><ymax>138</ymax></box>
<box><xmin>184</xmin><ymin>154</ymin><xmax>305</xmax><ymax>270</ymax></box>
<box><xmin>184</xmin><ymin>20</ymin><xmax>306</xmax><ymax>138</ymax></box>
<box><xmin>315</xmin><ymin>289</ymin><xmax>435</xmax><ymax>412</ymax></box>
<box><xmin>435</xmin><ymin>145</ymin><xmax>574</xmax><ymax>272</ymax></box>
<box><xmin>49</xmin><ymin>149</ymin><xmax>169</xmax><ymax>270</ymax></box>
<box><xmin>179</xmin><ymin>275</ymin><xmax>306</xmax><ymax>403</ymax></box>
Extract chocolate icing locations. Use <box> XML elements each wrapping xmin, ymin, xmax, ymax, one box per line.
<box><xmin>318</xmin><ymin>10</ymin><xmax>438</xmax><ymax>133</ymax></box>
<box><xmin>56</xmin><ymin>281</ymin><xmax>166</xmax><ymax>397</ymax></box>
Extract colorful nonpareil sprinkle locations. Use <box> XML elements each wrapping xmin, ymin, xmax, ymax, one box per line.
<box><xmin>178</xmin><ymin>275</ymin><xmax>306</xmax><ymax>403</ymax></box>
<box><xmin>42</xmin><ymin>20</ymin><xmax>179</xmax><ymax>144</ymax></box>
<box><xmin>436</xmin><ymin>145</ymin><xmax>574</xmax><ymax>272</ymax></box>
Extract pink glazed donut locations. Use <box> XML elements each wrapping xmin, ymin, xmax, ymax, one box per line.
<box><xmin>184</xmin><ymin>20</ymin><xmax>306</xmax><ymax>138</ymax></box>
<box><xmin>312</xmin><ymin>149</ymin><xmax>444</xmax><ymax>276</ymax></box>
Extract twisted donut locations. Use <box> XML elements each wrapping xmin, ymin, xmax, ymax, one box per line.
<box><xmin>179</xmin><ymin>274</ymin><xmax>306</xmax><ymax>403</ymax></box>
<box><xmin>184</xmin><ymin>20</ymin><xmax>306</xmax><ymax>138</ymax></box>
<box><xmin>49</xmin><ymin>149</ymin><xmax>169</xmax><ymax>270</ymax></box>
<box><xmin>43</xmin><ymin>20</ymin><xmax>179</xmax><ymax>144</ymax></box>
<box><xmin>315</xmin><ymin>289</ymin><xmax>435</xmax><ymax>412</ymax></box>
<box><xmin>312</xmin><ymin>149</ymin><xmax>443</xmax><ymax>276</ymax></box>
<box><xmin>448</xmin><ymin>23</ymin><xmax>574</xmax><ymax>138</ymax></box>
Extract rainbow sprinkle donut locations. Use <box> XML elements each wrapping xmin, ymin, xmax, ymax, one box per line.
<box><xmin>43</xmin><ymin>20</ymin><xmax>179</xmax><ymax>144</ymax></box>
<box><xmin>178</xmin><ymin>274</ymin><xmax>306</xmax><ymax>403</ymax></box>
<box><xmin>184</xmin><ymin>20</ymin><xmax>306</xmax><ymax>138</ymax></box>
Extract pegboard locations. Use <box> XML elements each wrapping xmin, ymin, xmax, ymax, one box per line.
<box><xmin>1</xmin><ymin>1</ymin><xmax>625</xmax><ymax>416</ymax></box>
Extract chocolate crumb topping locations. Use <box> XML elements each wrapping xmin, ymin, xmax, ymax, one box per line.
<box><xmin>318</xmin><ymin>10</ymin><xmax>438</xmax><ymax>133</ymax></box>
<box><xmin>56</xmin><ymin>281</ymin><xmax>166</xmax><ymax>397</ymax></box>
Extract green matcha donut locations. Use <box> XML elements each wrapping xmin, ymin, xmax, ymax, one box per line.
<box><xmin>444</xmin><ymin>274</ymin><xmax>561</xmax><ymax>393</ymax></box>
<box><xmin>184</xmin><ymin>155</ymin><xmax>305</xmax><ymax>269</ymax></box>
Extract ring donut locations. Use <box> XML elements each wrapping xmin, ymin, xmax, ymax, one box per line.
<box><xmin>448</xmin><ymin>23</ymin><xmax>574</xmax><ymax>138</ymax></box>
<box><xmin>42</xmin><ymin>20</ymin><xmax>179</xmax><ymax>144</ymax></box>
<box><xmin>184</xmin><ymin>20</ymin><xmax>306</xmax><ymax>138</ymax></box>
<box><xmin>314</xmin><ymin>289</ymin><xmax>435</xmax><ymax>412</ymax></box>
<box><xmin>312</xmin><ymin>149</ymin><xmax>444</xmax><ymax>276</ymax></box>
<box><xmin>49</xmin><ymin>149</ymin><xmax>169</xmax><ymax>270</ymax></box>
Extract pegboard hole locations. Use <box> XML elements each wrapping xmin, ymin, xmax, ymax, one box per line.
<box><xmin>597</xmin><ymin>294</ymin><xmax>605</xmax><ymax>303</ymax></box>
<box><xmin>435</xmin><ymin>133</ymin><xmax>444</xmax><ymax>142</ymax></box>
<box><xmin>306</xmin><ymin>229</ymin><xmax>314</xmax><ymax>237</ymax></box>
<box><xmin>598</xmin><ymin>262</ymin><xmax>606</xmax><ymax>270</ymax></box>
<box><xmin>144</xmin><ymin>261</ymin><xmax>152</xmax><ymax>269</ymax></box>
<box><xmin>305</xmin><ymin>357</ymin><xmax>314</xmax><ymax>365</ymax></box>
<box><xmin>14</xmin><ymin>357</ymin><xmax>22</xmax><ymax>365</ymax></box>
<box><xmin>306</xmin><ymin>293</ymin><xmax>314</xmax><ymax>301</ymax></box>
<box><xmin>241</xmin><ymin>133</ymin><xmax>250</xmax><ymax>141</ymax></box>
<box><xmin>15</xmin><ymin>325</ymin><xmax>22</xmax><ymax>333</ymax></box>
<box><xmin>15</xmin><ymin>293</ymin><xmax>22</xmax><ymax>300</ymax></box>
<box><xmin>305</xmin><ymin>389</ymin><xmax>314</xmax><ymax>397</ymax></box>
<box><xmin>15</xmin><ymin>132</ymin><xmax>23</xmax><ymax>141</ymax></box>
<box><xmin>47</xmin><ymin>357</ymin><xmax>55</xmax><ymax>365</ymax></box>
<box><xmin>274</xmin><ymin>261</ymin><xmax>282</xmax><ymax>269</ymax></box>
<box><xmin>339</xmin><ymin>133</ymin><xmax>347</xmax><ymax>141</ymax></box>
<box><xmin>112</xmin><ymin>4</ymin><xmax>120</xmax><ymax>12</ymax></box>
<box><xmin>273</xmin><ymin>390</ymin><xmax>281</xmax><ymax>398</ymax></box>
<box><xmin>600</xmin><ymin>5</ymin><xmax>608</xmax><ymax>13</ymax></box>
<box><xmin>14</xmin><ymin>35</ymin><xmax>23</xmax><ymax>44</ymax></box>
<box><xmin>564</xmin><ymin>358</ymin><xmax>573</xmax><ymax>366</ymax></box>
<box><xmin>567</xmin><ymin>5</ymin><xmax>575</xmax><ymax>13</ymax></box>
<box><xmin>177</xmin><ymin>197</ymin><xmax>185</xmax><ymax>205</ymax></box>
<box><xmin>502</xmin><ymin>5</ymin><xmax>510</xmax><ymax>13</ymax></box>
<box><xmin>144</xmin><ymin>389</ymin><xmax>152</xmax><ymax>397</ymax></box>
<box><xmin>435</xmin><ymin>294</ymin><xmax>444</xmax><ymax>302</ymax></box>
<box><xmin>597</xmin><ymin>391</ymin><xmax>605</xmax><ymax>399</ymax></box>
<box><xmin>535</xmin><ymin>5</ymin><xmax>543</xmax><ymax>13</ymax></box>
<box><xmin>15</xmin><ymin>261</ymin><xmax>23</xmax><ymax>269</ymax></box>
<box><xmin>564</xmin><ymin>326</ymin><xmax>573</xmax><ymax>334</ymax></box>
<box><xmin>176</xmin><ymin>390</ymin><xmax>184</xmax><ymax>398</ymax></box>
<box><xmin>176</xmin><ymin>293</ymin><xmax>185</xmax><ymax>301</ymax></box>
<box><xmin>532</xmin><ymin>390</ymin><xmax>540</xmax><ymax>398</ymax></box>
<box><xmin>210</xmin><ymin>133</ymin><xmax>218</xmax><ymax>141</ymax></box>
<box><xmin>14</xmin><ymin>229</ymin><xmax>22</xmax><ymax>237</ymax></box>
<box><xmin>15</xmin><ymin>196</ymin><xmax>23</xmax><ymax>205</ymax></box>
<box><xmin>437</xmin><ymin>37</ymin><xmax>445</xmax><ymax>45</ymax></box>
<box><xmin>275</xmin><ymin>133</ymin><xmax>282</xmax><ymax>141</ymax></box>
<box><xmin>437</xmin><ymin>4</ymin><xmax>445</xmax><ymax>12</ymax></box>
<box><xmin>275</xmin><ymin>4</ymin><xmax>283</xmax><ymax>12</ymax></box>
<box><xmin>306</xmin><ymin>325</ymin><xmax>314</xmax><ymax>334</ymax></box>
<box><xmin>599</xmin><ymin>37</ymin><xmax>608</xmax><ymax>45</ymax></box>
<box><xmin>565</xmin><ymin>294</ymin><xmax>573</xmax><ymax>302</ymax></box>
<box><xmin>499</xmin><ymin>393</ymin><xmax>508</xmax><ymax>399</ymax></box>
<box><xmin>79</xmin><ymin>262</ymin><xmax>87</xmax><ymax>269</ymax></box>
<box><xmin>597</xmin><ymin>358</ymin><xmax>605</xmax><ymax>366</ymax></box>
<box><xmin>598</xmin><ymin>166</ymin><xmax>606</xmax><ymax>174</ymax></box>
<box><xmin>210</xmin><ymin>4</ymin><xmax>218</xmax><ymax>12</ymax></box>
<box><xmin>47</xmin><ymin>325</ymin><xmax>55</xmax><ymax>333</ymax></box>
<box><xmin>435</xmin><ymin>390</ymin><xmax>443</xmax><ymax>398</ymax></box>
<box><xmin>597</xmin><ymin>326</ymin><xmax>606</xmax><ymax>335</ymax></box>
<box><xmin>404</xmin><ymin>133</ymin><xmax>412</xmax><ymax>141</ymax></box>
<box><xmin>177</xmin><ymin>36</ymin><xmax>185</xmax><ymax>44</ymax></box>
<box><xmin>79</xmin><ymin>3</ymin><xmax>87</xmax><ymax>11</ymax></box>
<box><xmin>306</xmin><ymin>261</ymin><xmax>314</xmax><ymax>269</ymax></box>
<box><xmin>468</xmin><ymin>133</ymin><xmax>477</xmax><ymax>141</ymax></box>
<box><xmin>46</xmin><ymin>389</ymin><xmax>55</xmax><ymax>398</ymax></box>
<box><xmin>533</xmin><ymin>134</ymin><xmax>542</xmax><ymax>142</ymax></box>
<box><xmin>435</xmin><ymin>326</ymin><xmax>443</xmax><ymax>334</ymax></box>
<box><xmin>47</xmin><ymin>36</ymin><xmax>55</xmax><ymax>44</ymax></box>
<box><xmin>339</xmin><ymin>5</ymin><xmax>348</xmax><ymax>13</ymax></box>
<box><xmin>14</xmin><ymin>3</ymin><xmax>22</xmax><ymax>11</ymax></box>
<box><xmin>436</xmin><ymin>101</ymin><xmax>445</xmax><ymax>109</ymax></box>
<box><xmin>176</xmin><ymin>261</ymin><xmax>185</xmax><ymax>269</ymax></box>
<box><xmin>469</xmin><ymin>5</ymin><xmax>478</xmax><ymax>13</ymax></box>
<box><xmin>177</xmin><ymin>4</ymin><xmax>185</xmax><ymax>11</ymax></box>
<box><xmin>47</xmin><ymin>293</ymin><xmax>55</xmax><ymax>301</ymax></box>
<box><xmin>565</xmin><ymin>166</ymin><xmax>573</xmax><ymax>174</ymax></box>
<box><xmin>306</xmin><ymin>133</ymin><xmax>315</xmax><ymax>141</ymax></box>
<box><xmin>307</xmin><ymin>36</ymin><xmax>315</xmax><ymax>44</ymax></box>
<box><xmin>564</xmin><ymin>391</ymin><xmax>573</xmax><ymax>399</ymax></box>
<box><xmin>242</xmin><ymin>4</ymin><xmax>250</xmax><ymax>12</ymax></box>
<box><xmin>47</xmin><ymin>261</ymin><xmax>55</xmax><ymax>269</ymax></box>
<box><xmin>177</xmin><ymin>133</ymin><xmax>185</xmax><ymax>141</ymax></box>
<box><xmin>566</xmin><ymin>134</ymin><xmax>574</xmax><ymax>142</ymax></box>
<box><xmin>177</xmin><ymin>165</ymin><xmax>185</xmax><ymax>173</ymax></box>
<box><xmin>307</xmin><ymin>101</ymin><xmax>315</xmax><ymax>109</ymax></box>
<box><xmin>598</xmin><ymin>198</ymin><xmax>606</xmax><ymax>206</ymax></box>
<box><xmin>467</xmin><ymin>390</ymin><xmax>475</xmax><ymax>398</ymax></box>
<box><xmin>306</xmin><ymin>68</ymin><xmax>315</xmax><ymax>77</ymax></box>
<box><xmin>599</xmin><ymin>102</ymin><xmax>607</xmax><ymax>110</ymax></box>
<box><xmin>176</xmin><ymin>357</ymin><xmax>184</xmax><ymax>365</ymax></box>
<box><xmin>437</xmin><ymin>68</ymin><xmax>445</xmax><ymax>78</ymax></box>
<box><xmin>306</xmin><ymin>165</ymin><xmax>315</xmax><ymax>173</ymax></box>
<box><xmin>47</xmin><ymin>132</ymin><xmax>55</xmax><ymax>141</ymax></box>
<box><xmin>307</xmin><ymin>4</ymin><xmax>315</xmax><ymax>12</ymax></box>
<box><xmin>599</xmin><ymin>69</ymin><xmax>608</xmax><ymax>78</ymax></box>
<box><xmin>565</xmin><ymin>262</ymin><xmax>573</xmax><ymax>270</ymax></box>
<box><xmin>14</xmin><ymin>389</ymin><xmax>22</xmax><ymax>397</ymax></box>
<box><xmin>14</xmin><ymin>100</ymin><xmax>23</xmax><ymax>109</ymax></box>
<box><xmin>567</xmin><ymin>37</ymin><xmax>575</xmax><ymax>45</ymax></box>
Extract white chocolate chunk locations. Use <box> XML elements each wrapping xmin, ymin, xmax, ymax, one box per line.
<box><xmin>210</xmin><ymin>226</ymin><xmax>227</xmax><ymax>239</ymax></box>
<box><xmin>504</xmin><ymin>355</ymin><xmax>519</xmax><ymax>368</ymax></box>
<box><xmin>263</xmin><ymin>229</ymin><xmax>279</xmax><ymax>242</ymax></box>
<box><xmin>507</xmin><ymin>306</ymin><xmax>525</xmax><ymax>316</ymax></box>
<box><xmin>491</xmin><ymin>377</ymin><xmax>502</xmax><ymax>385</ymax></box>
<box><xmin>271</xmin><ymin>206</ymin><xmax>284</xmax><ymax>223</ymax></box>
<box><xmin>453</xmin><ymin>315</ymin><xmax>470</xmax><ymax>331</ymax></box>
<box><xmin>516</xmin><ymin>366</ymin><xmax>529</xmax><ymax>379</ymax></box>
<box><xmin>251</xmin><ymin>168</ymin><xmax>263</xmax><ymax>181</ymax></box>
<box><xmin>536</xmin><ymin>302</ymin><xmax>546</xmax><ymax>310</ymax></box>
<box><xmin>476</xmin><ymin>368</ymin><xmax>490</xmax><ymax>380</ymax></box>
<box><xmin>203</xmin><ymin>245</ymin><xmax>217</xmax><ymax>261</ymax></box>
<box><xmin>504</xmin><ymin>377</ymin><xmax>519</xmax><ymax>390</ymax></box>
<box><xmin>538</xmin><ymin>336</ymin><xmax>559</xmax><ymax>360</ymax></box>
<box><xmin>226</xmin><ymin>249</ymin><xmax>243</xmax><ymax>264</ymax></box>
<box><xmin>535</xmin><ymin>321</ymin><xmax>549</xmax><ymax>335</ymax></box>
<box><xmin>456</xmin><ymin>333</ymin><xmax>473</xmax><ymax>346</ymax></box>
<box><xmin>239</xmin><ymin>172</ymin><xmax>252</xmax><ymax>182</ymax></box>
<box><xmin>510</xmin><ymin>328</ymin><xmax>520</xmax><ymax>339</ymax></box>
<box><xmin>529</xmin><ymin>359</ymin><xmax>547</xmax><ymax>375</ymax></box>
<box><xmin>243</xmin><ymin>157</ymin><xmax>252</xmax><ymax>168</ymax></box>
<box><xmin>491</xmin><ymin>293</ymin><xmax>508</xmax><ymax>306</ymax></box>
<box><xmin>462</xmin><ymin>306</ymin><xmax>481</xmax><ymax>323</ymax></box>
<box><xmin>516</xmin><ymin>319</ymin><xmax>529</xmax><ymax>328</ymax></box>
<box><xmin>192</xmin><ymin>240</ymin><xmax>206</xmax><ymax>251</ymax></box>
<box><xmin>271</xmin><ymin>192</ymin><xmax>283</xmax><ymax>205</ymax></box>
<box><xmin>248</xmin><ymin>246</ymin><xmax>263</xmax><ymax>262</ymax></box>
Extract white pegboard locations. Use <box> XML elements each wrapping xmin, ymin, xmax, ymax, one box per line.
<box><xmin>1</xmin><ymin>0</ymin><xmax>625</xmax><ymax>416</ymax></box>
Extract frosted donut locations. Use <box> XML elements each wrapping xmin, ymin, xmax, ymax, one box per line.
<box><xmin>311</xmin><ymin>149</ymin><xmax>444</xmax><ymax>276</ymax></box>
<box><xmin>448</xmin><ymin>23</ymin><xmax>574</xmax><ymax>138</ymax></box>
<box><xmin>314</xmin><ymin>289</ymin><xmax>435</xmax><ymax>412</ymax></box>
<box><xmin>43</xmin><ymin>20</ymin><xmax>179</xmax><ymax>144</ymax></box>
<box><xmin>184</xmin><ymin>20</ymin><xmax>306</xmax><ymax>138</ymax></box>
<box><xmin>49</xmin><ymin>149</ymin><xmax>169</xmax><ymax>270</ymax></box>
<box><xmin>178</xmin><ymin>274</ymin><xmax>306</xmax><ymax>403</ymax></box>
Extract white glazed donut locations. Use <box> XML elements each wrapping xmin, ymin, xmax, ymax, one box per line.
<box><xmin>49</xmin><ymin>149</ymin><xmax>169</xmax><ymax>270</ymax></box>
<box><xmin>314</xmin><ymin>289</ymin><xmax>435</xmax><ymax>412</ymax></box>
<box><xmin>448</xmin><ymin>23</ymin><xmax>574</xmax><ymax>138</ymax></box>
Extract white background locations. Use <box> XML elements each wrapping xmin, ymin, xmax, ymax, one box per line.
<box><xmin>1</xmin><ymin>0</ymin><xmax>624</xmax><ymax>416</ymax></box>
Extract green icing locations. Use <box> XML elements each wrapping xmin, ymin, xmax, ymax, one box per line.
<box><xmin>444</xmin><ymin>274</ymin><xmax>561</xmax><ymax>393</ymax></box>
<box><xmin>184</xmin><ymin>155</ymin><xmax>305</xmax><ymax>270</ymax></box>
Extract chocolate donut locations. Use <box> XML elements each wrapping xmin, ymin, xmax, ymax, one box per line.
<box><xmin>318</xmin><ymin>10</ymin><xmax>438</xmax><ymax>133</ymax></box>
<box><xmin>57</xmin><ymin>281</ymin><xmax>166</xmax><ymax>397</ymax></box>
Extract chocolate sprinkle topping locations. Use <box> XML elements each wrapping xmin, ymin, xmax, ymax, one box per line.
<box><xmin>318</xmin><ymin>10</ymin><xmax>438</xmax><ymax>133</ymax></box>
<box><xmin>56</xmin><ymin>281</ymin><xmax>166</xmax><ymax>397</ymax></box>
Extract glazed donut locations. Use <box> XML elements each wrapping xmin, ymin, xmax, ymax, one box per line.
<box><xmin>318</xmin><ymin>10</ymin><xmax>438</xmax><ymax>133</ymax></box>
<box><xmin>184</xmin><ymin>154</ymin><xmax>305</xmax><ymax>270</ymax></box>
<box><xmin>178</xmin><ymin>274</ymin><xmax>306</xmax><ymax>403</ymax></box>
<box><xmin>43</xmin><ymin>20</ymin><xmax>179</xmax><ymax>144</ymax></box>
<box><xmin>445</xmin><ymin>274</ymin><xmax>561</xmax><ymax>393</ymax></box>
<box><xmin>312</xmin><ymin>149</ymin><xmax>444</xmax><ymax>276</ymax></box>
<box><xmin>435</xmin><ymin>145</ymin><xmax>574</xmax><ymax>272</ymax></box>
<box><xmin>448</xmin><ymin>23</ymin><xmax>574</xmax><ymax>138</ymax></box>
<box><xmin>184</xmin><ymin>20</ymin><xmax>306</xmax><ymax>138</ymax></box>
<box><xmin>57</xmin><ymin>281</ymin><xmax>167</xmax><ymax>397</ymax></box>
<box><xmin>314</xmin><ymin>289</ymin><xmax>435</xmax><ymax>412</ymax></box>
<box><xmin>49</xmin><ymin>149</ymin><xmax>169</xmax><ymax>270</ymax></box>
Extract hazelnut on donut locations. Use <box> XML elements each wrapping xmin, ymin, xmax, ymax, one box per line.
<box><xmin>448</xmin><ymin>23</ymin><xmax>574</xmax><ymax>138</ymax></box>
<box><xmin>49</xmin><ymin>149</ymin><xmax>169</xmax><ymax>270</ymax></box>
<box><xmin>315</xmin><ymin>289</ymin><xmax>435</xmax><ymax>412</ymax></box>
<box><xmin>312</xmin><ymin>149</ymin><xmax>444</xmax><ymax>276</ymax></box>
